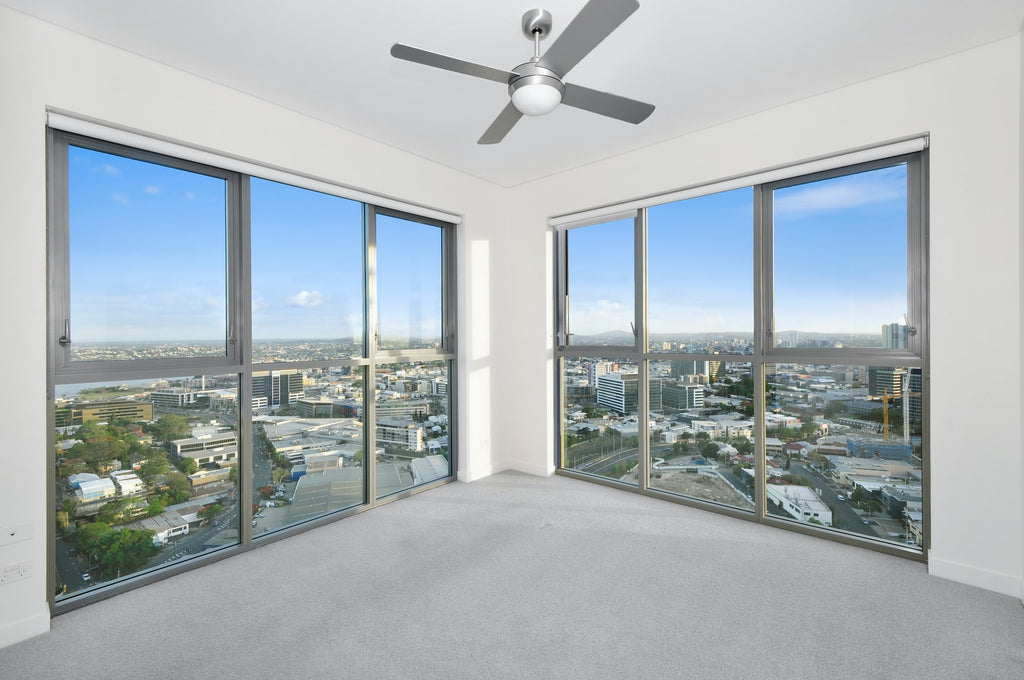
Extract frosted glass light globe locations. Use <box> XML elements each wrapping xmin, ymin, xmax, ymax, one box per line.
<box><xmin>511</xmin><ymin>81</ymin><xmax>563</xmax><ymax>116</ymax></box>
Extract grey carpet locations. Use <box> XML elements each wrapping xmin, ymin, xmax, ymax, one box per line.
<box><xmin>2</xmin><ymin>471</ymin><xmax>1022</xmax><ymax>679</ymax></box>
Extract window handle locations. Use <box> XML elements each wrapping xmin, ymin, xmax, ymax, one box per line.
<box><xmin>903</xmin><ymin>314</ymin><xmax>918</xmax><ymax>336</ymax></box>
<box><xmin>59</xmin><ymin>319</ymin><xmax>71</xmax><ymax>347</ymax></box>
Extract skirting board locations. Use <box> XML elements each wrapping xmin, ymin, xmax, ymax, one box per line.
<box><xmin>502</xmin><ymin>456</ymin><xmax>556</xmax><ymax>478</ymax></box>
<box><xmin>0</xmin><ymin>605</ymin><xmax>50</xmax><ymax>650</ymax></box>
<box><xmin>928</xmin><ymin>552</ymin><xmax>1024</xmax><ymax>600</ymax></box>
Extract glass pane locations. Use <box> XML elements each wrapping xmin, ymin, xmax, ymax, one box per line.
<box><xmin>648</xmin><ymin>360</ymin><xmax>755</xmax><ymax>511</ymax></box>
<box><xmin>252</xmin><ymin>366</ymin><xmax>366</xmax><ymax>535</ymax></box>
<box><xmin>648</xmin><ymin>188</ymin><xmax>753</xmax><ymax>353</ymax></box>
<box><xmin>374</xmin><ymin>361</ymin><xmax>451</xmax><ymax>499</ymax></box>
<box><xmin>55</xmin><ymin>374</ymin><xmax>239</xmax><ymax>599</ymax></box>
<box><xmin>68</xmin><ymin>146</ymin><xmax>227</xmax><ymax>360</ymax></box>
<box><xmin>764</xmin><ymin>363</ymin><xmax>923</xmax><ymax>549</ymax></box>
<box><xmin>250</xmin><ymin>179</ymin><xmax>363</xmax><ymax>362</ymax></box>
<box><xmin>772</xmin><ymin>164</ymin><xmax>908</xmax><ymax>348</ymax></box>
<box><xmin>567</xmin><ymin>218</ymin><xmax>634</xmax><ymax>346</ymax></box>
<box><xmin>376</xmin><ymin>215</ymin><xmax>443</xmax><ymax>350</ymax></box>
<box><xmin>561</xmin><ymin>357</ymin><xmax>640</xmax><ymax>486</ymax></box>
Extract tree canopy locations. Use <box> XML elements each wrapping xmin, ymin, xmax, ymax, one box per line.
<box><xmin>152</xmin><ymin>415</ymin><xmax>190</xmax><ymax>442</ymax></box>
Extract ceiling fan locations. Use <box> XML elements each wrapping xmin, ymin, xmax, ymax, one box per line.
<box><xmin>390</xmin><ymin>0</ymin><xmax>655</xmax><ymax>144</ymax></box>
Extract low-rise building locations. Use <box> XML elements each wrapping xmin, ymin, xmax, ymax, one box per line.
<box><xmin>110</xmin><ymin>470</ymin><xmax>144</xmax><ymax>496</ymax></box>
<box><xmin>377</xmin><ymin>418</ymin><xmax>425</xmax><ymax>452</ymax></box>
<box><xmin>124</xmin><ymin>509</ymin><xmax>190</xmax><ymax>545</ymax></box>
<box><xmin>296</xmin><ymin>397</ymin><xmax>334</xmax><ymax>418</ymax></box>
<box><xmin>767</xmin><ymin>484</ymin><xmax>833</xmax><ymax>526</ymax></box>
<box><xmin>75</xmin><ymin>478</ymin><xmax>116</xmax><ymax>503</ymax></box>
<box><xmin>187</xmin><ymin>467</ymin><xmax>232</xmax><ymax>487</ymax></box>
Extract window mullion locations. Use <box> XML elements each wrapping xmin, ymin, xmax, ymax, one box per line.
<box><xmin>364</xmin><ymin>205</ymin><xmax>377</xmax><ymax>506</ymax></box>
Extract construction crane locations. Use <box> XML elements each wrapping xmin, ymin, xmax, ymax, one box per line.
<box><xmin>878</xmin><ymin>375</ymin><xmax>921</xmax><ymax>443</ymax></box>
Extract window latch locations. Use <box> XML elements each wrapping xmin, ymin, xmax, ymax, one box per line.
<box><xmin>58</xmin><ymin>319</ymin><xmax>71</xmax><ymax>347</ymax></box>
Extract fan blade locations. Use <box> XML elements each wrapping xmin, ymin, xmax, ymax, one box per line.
<box><xmin>562</xmin><ymin>83</ymin><xmax>654</xmax><ymax>124</ymax></box>
<box><xmin>391</xmin><ymin>43</ymin><xmax>514</xmax><ymax>84</ymax></box>
<box><xmin>537</xmin><ymin>0</ymin><xmax>639</xmax><ymax>77</ymax></box>
<box><xmin>478</xmin><ymin>102</ymin><xmax>523</xmax><ymax>145</ymax></box>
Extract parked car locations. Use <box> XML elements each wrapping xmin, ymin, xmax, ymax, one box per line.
<box><xmin>837</xmin><ymin>494</ymin><xmax>846</xmax><ymax>502</ymax></box>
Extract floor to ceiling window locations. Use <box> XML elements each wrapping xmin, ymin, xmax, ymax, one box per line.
<box><xmin>48</xmin><ymin>128</ymin><xmax>457</xmax><ymax>605</ymax></box>
<box><xmin>555</xmin><ymin>146</ymin><xmax>927</xmax><ymax>556</ymax></box>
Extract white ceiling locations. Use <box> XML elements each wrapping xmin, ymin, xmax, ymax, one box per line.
<box><xmin>5</xmin><ymin>1</ymin><xmax>1024</xmax><ymax>186</ymax></box>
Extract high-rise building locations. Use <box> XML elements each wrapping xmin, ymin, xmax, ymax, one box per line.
<box><xmin>54</xmin><ymin>400</ymin><xmax>154</xmax><ymax>427</ymax></box>
<box><xmin>588</xmin><ymin>360</ymin><xmax>619</xmax><ymax>386</ymax></box>
<box><xmin>670</xmin><ymin>360</ymin><xmax>707</xmax><ymax>379</ymax></box>
<box><xmin>868</xmin><ymin>367</ymin><xmax>908</xmax><ymax>398</ymax></box>
<box><xmin>596</xmin><ymin>372</ymin><xmax>662</xmax><ymax>414</ymax></box>
<box><xmin>252</xmin><ymin>370</ymin><xmax>304</xmax><ymax>409</ymax></box>
<box><xmin>662</xmin><ymin>381</ymin><xmax>705</xmax><ymax>410</ymax></box>
<box><xmin>907</xmin><ymin>367</ymin><xmax>923</xmax><ymax>422</ymax></box>
<box><xmin>882</xmin><ymin>323</ymin><xmax>908</xmax><ymax>349</ymax></box>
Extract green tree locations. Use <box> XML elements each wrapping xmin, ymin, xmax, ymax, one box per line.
<box><xmin>198</xmin><ymin>504</ymin><xmax>223</xmax><ymax>523</ymax></box>
<box><xmin>162</xmin><ymin>472</ymin><xmax>191</xmax><ymax>503</ymax></box>
<box><xmin>94</xmin><ymin>528</ymin><xmax>159</xmax><ymax>577</ymax></box>
<box><xmin>137</xmin><ymin>450</ymin><xmax>170</xmax><ymax>481</ymax></box>
<box><xmin>699</xmin><ymin>441</ymin><xmax>720</xmax><ymax>460</ymax></box>
<box><xmin>75</xmin><ymin>521</ymin><xmax>114</xmax><ymax>562</ymax></box>
<box><xmin>179</xmin><ymin>457</ymin><xmax>199</xmax><ymax>475</ymax></box>
<box><xmin>152</xmin><ymin>415</ymin><xmax>190</xmax><ymax>442</ymax></box>
<box><xmin>96</xmin><ymin>498</ymin><xmax>145</xmax><ymax>525</ymax></box>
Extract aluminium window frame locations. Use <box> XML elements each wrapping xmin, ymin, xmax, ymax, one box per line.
<box><xmin>48</xmin><ymin>130</ymin><xmax>246</xmax><ymax>380</ymax></box>
<box><xmin>553</xmin><ymin>147</ymin><xmax>929</xmax><ymax>562</ymax></box>
<box><xmin>46</xmin><ymin>128</ymin><xmax>459</xmax><ymax>613</ymax></box>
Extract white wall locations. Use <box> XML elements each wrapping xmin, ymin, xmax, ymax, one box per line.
<box><xmin>498</xmin><ymin>36</ymin><xmax>1024</xmax><ymax>598</ymax></box>
<box><xmin>0</xmin><ymin>6</ymin><xmax>504</xmax><ymax>647</ymax></box>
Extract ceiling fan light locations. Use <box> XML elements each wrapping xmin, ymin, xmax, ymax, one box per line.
<box><xmin>510</xmin><ymin>75</ymin><xmax>564</xmax><ymax>116</ymax></box>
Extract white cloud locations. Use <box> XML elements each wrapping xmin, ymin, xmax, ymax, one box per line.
<box><xmin>205</xmin><ymin>296</ymin><xmax>221</xmax><ymax>309</ymax></box>
<box><xmin>287</xmin><ymin>290</ymin><xmax>326</xmax><ymax>308</ymax></box>
<box><xmin>93</xmin><ymin>163</ymin><xmax>121</xmax><ymax>176</ymax></box>
<box><xmin>774</xmin><ymin>170</ymin><xmax>904</xmax><ymax>217</ymax></box>
<box><xmin>145</xmin><ymin>185</ymin><xmax>161</xmax><ymax>195</ymax></box>
<box><xmin>571</xmin><ymin>298</ymin><xmax>630</xmax><ymax>335</ymax></box>
<box><xmin>185</xmin><ymin>192</ymin><xmax>196</xmax><ymax>200</ymax></box>
<box><xmin>252</xmin><ymin>296</ymin><xmax>269</xmax><ymax>311</ymax></box>
<box><xmin>112</xmin><ymin>193</ymin><xmax>129</xmax><ymax>205</ymax></box>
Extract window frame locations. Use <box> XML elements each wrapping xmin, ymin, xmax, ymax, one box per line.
<box><xmin>760</xmin><ymin>153</ymin><xmax>927</xmax><ymax>363</ymax></box>
<box><xmin>48</xmin><ymin>130</ymin><xmax>245</xmax><ymax>379</ymax></box>
<box><xmin>46</xmin><ymin>127</ymin><xmax>458</xmax><ymax>611</ymax></box>
<box><xmin>553</xmin><ymin>147</ymin><xmax>929</xmax><ymax>560</ymax></box>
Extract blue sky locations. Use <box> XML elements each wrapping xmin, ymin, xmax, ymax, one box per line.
<box><xmin>69</xmin><ymin>147</ymin><xmax>442</xmax><ymax>344</ymax></box>
<box><xmin>69</xmin><ymin>146</ymin><xmax>227</xmax><ymax>343</ymax></box>
<box><xmin>568</xmin><ymin>164</ymin><xmax>908</xmax><ymax>338</ymax></box>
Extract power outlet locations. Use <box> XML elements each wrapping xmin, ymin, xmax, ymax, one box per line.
<box><xmin>0</xmin><ymin>561</ymin><xmax>31</xmax><ymax>585</ymax></box>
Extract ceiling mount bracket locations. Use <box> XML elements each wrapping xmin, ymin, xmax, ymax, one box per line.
<box><xmin>521</xmin><ymin>9</ymin><xmax>553</xmax><ymax>40</ymax></box>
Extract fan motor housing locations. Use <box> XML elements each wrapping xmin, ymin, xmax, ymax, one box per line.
<box><xmin>508</xmin><ymin>62</ymin><xmax>565</xmax><ymax>96</ymax></box>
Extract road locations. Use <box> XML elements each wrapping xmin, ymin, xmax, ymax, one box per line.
<box><xmin>787</xmin><ymin>462</ymin><xmax>878</xmax><ymax>537</ymax></box>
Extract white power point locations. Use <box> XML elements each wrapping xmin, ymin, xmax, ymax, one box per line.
<box><xmin>0</xmin><ymin>561</ymin><xmax>31</xmax><ymax>585</ymax></box>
